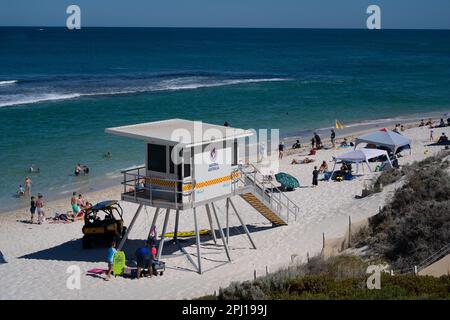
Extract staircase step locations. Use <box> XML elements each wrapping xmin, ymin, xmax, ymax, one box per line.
<box><xmin>240</xmin><ymin>192</ymin><xmax>287</xmax><ymax>226</ymax></box>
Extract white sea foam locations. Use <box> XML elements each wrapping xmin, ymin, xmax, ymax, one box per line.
<box><xmin>0</xmin><ymin>77</ymin><xmax>289</xmax><ymax>108</ymax></box>
<box><xmin>0</xmin><ymin>80</ymin><xmax>18</xmax><ymax>85</ymax></box>
<box><xmin>0</xmin><ymin>93</ymin><xmax>81</xmax><ymax>108</ymax></box>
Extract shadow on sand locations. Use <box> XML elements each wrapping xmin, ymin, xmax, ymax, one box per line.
<box><xmin>0</xmin><ymin>250</ymin><xmax>7</xmax><ymax>264</ymax></box>
<box><xmin>18</xmin><ymin>224</ymin><xmax>272</xmax><ymax>263</ymax></box>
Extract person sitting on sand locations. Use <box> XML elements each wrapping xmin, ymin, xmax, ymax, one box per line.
<box><xmin>340</xmin><ymin>138</ymin><xmax>349</xmax><ymax>147</ymax></box>
<box><xmin>447</xmin><ymin>117</ymin><xmax>450</xmax><ymax>127</ymax></box>
<box><xmin>419</xmin><ymin>119</ymin><xmax>425</xmax><ymax>127</ymax></box>
<box><xmin>77</xmin><ymin>194</ymin><xmax>86</xmax><ymax>208</ymax></box>
<box><xmin>292</xmin><ymin>140</ymin><xmax>301</xmax><ymax>149</ymax></box>
<box><xmin>71</xmin><ymin>192</ymin><xmax>80</xmax><ymax>214</ymax></box>
<box><xmin>437</xmin><ymin>133</ymin><xmax>449</xmax><ymax>143</ymax></box>
<box><xmin>106</xmin><ymin>241</ymin><xmax>117</xmax><ymax>281</ymax></box>
<box><xmin>438</xmin><ymin>118</ymin><xmax>446</xmax><ymax>128</ymax></box>
<box><xmin>319</xmin><ymin>161</ymin><xmax>328</xmax><ymax>173</ymax></box>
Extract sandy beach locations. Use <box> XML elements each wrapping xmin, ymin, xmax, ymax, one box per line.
<box><xmin>0</xmin><ymin>121</ymin><xmax>449</xmax><ymax>300</ymax></box>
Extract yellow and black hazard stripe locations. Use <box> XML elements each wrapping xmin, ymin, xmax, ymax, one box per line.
<box><xmin>145</xmin><ymin>172</ymin><xmax>242</xmax><ymax>192</ymax></box>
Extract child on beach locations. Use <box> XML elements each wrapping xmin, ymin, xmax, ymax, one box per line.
<box><xmin>430</xmin><ymin>130</ymin><xmax>434</xmax><ymax>142</ymax></box>
<box><xmin>30</xmin><ymin>196</ymin><xmax>36</xmax><ymax>223</ymax></box>
<box><xmin>106</xmin><ymin>241</ymin><xmax>117</xmax><ymax>280</ymax></box>
<box><xmin>36</xmin><ymin>194</ymin><xmax>45</xmax><ymax>224</ymax></box>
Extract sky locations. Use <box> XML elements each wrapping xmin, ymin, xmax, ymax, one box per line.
<box><xmin>0</xmin><ymin>0</ymin><xmax>449</xmax><ymax>29</ymax></box>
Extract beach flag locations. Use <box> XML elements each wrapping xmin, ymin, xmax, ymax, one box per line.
<box><xmin>335</xmin><ymin>120</ymin><xmax>345</xmax><ymax>129</ymax></box>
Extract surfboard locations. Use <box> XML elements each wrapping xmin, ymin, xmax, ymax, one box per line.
<box><xmin>161</xmin><ymin>229</ymin><xmax>210</xmax><ymax>238</ymax></box>
<box><xmin>113</xmin><ymin>251</ymin><xmax>126</xmax><ymax>276</ymax></box>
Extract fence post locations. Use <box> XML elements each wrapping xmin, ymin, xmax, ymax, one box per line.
<box><xmin>266</xmin><ymin>265</ymin><xmax>269</xmax><ymax>275</ymax></box>
<box><xmin>348</xmin><ymin>216</ymin><xmax>352</xmax><ymax>248</ymax></box>
<box><xmin>307</xmin><ymin>252</ymin><xmax>310</xmax><ymax>263</ymax></box>
<box><xmin>254</xmin><ymin>270</ymin><xmax>257</xmax><ymax>280</ymax></box>
<box><xmin>414</xmin><ymin>266</ymin><xmax>418</xmax><ymax>275</ymax></box>
<box><xmin>322</xmin><ymin>232</ymin><xmax>325</xmax><ymax>250</ymax></box>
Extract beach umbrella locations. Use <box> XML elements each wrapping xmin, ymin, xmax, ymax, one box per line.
<box><xmin>275</xmin><ymin>172</ymin><xmax>300</xmax><ymax>189</ymax></box>
<box><xmin>335</xmin><ymin>120</ymin><xmax>345</xmax><ymax>129</ymax></box>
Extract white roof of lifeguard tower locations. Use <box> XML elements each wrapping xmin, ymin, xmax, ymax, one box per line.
<box><xmin>106</xmin><ymin>118</ymin><xmax>253</xmax><ymax>147</ymax></box>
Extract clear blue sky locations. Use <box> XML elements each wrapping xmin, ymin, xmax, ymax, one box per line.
<box><xmin>1</xmin><ymin>0</ymin><xmax>449</xmax><ymax>29</ymax></box>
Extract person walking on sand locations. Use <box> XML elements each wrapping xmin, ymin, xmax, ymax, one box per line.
<box><xmin>312</xmin><ymin>166</ymin><xmax>319</xmax><ymax>187</ymax></box>
<box><xmin>25</xmin><ymin>177</ymin><xmax>32</xmax><ymax>196</ymax></box>
<box><xmin>430</xmin><ymin>130</ymin><xmax>434</xmax><ymax>142</ymax></box>
<box><xmin>106</xmin><ymin>241</ymin><xmax>117</xmax><ymax>281</ymax></box>
<box><xmin>36</xmin><ymin>194</ymin><xmax>45</xmax><ymax>224</ymax></box>
<box><xmin>330</xmin><ymin>129</ymin><xmax>336</xmax><ymax>148</ymax></box>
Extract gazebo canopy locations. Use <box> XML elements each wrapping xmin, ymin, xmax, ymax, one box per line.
<box><xmin>334</xmin><ymin>148</ymin><xmax>390</xmax><ymax>163</ymax></box>
<box><xmin>328</xmin><ymin>148</ymin><xmax>392</xmax><ymax>180</ymax></box>
<box><xmin>355</xmin><ymin>129</ymin><xmax>411</xmax><ymax>154</ymax></box>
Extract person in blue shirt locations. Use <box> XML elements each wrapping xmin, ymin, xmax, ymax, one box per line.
<box><xmin>106</xmin><ymin>241</ymin><xmax>117</xmax><ymax>280</ymax></box>
<box><xmin>136</xmin><ymin>241</ymin><xmax>154</xmax><ymax>279</ymax></box>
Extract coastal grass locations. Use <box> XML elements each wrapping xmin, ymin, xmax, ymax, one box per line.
<box><xmin>196</xmin><ymin>255</ymin><xmax>450</xmax><ymax>300</ymax></box>
<box><xmin>355</xmin><ymin>150</ymin><xmax>450</xmax><ymax>271</ymax></box>
<box><xmin>361</xmin><ymin>150</ymin><xmax>450</xmax><ymax>197</ymax></box>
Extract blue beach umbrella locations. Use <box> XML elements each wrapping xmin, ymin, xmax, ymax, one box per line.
<box><xmin>275</xmin><ymin>172</ymin><xmax>300</xmax><ymax>189</ymax></box>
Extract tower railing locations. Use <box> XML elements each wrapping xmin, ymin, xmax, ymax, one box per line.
<box><xmin>234</xmin><ymin>163</ymin><xmax>300</xmax><ymax>223</ymax></box>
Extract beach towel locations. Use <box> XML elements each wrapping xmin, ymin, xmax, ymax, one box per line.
<box><xmin>87</xmin><ymin>268</ymin><xmax>107</xmax><ymax>274</ymax></box>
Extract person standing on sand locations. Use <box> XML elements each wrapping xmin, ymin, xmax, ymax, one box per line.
<box><xmin>30</xmin><ymin>196</ymin><xmax>36</xmax><ymax>223</ymax></box>
<box><xmin>312</xmin><ymin>166</ymin><xmax>319</xmax><ymax>187</ymax></box>
<box><xmin>25</xmin><ymin>177</ymin><xmax>32</xmax><ymax>196</ymax></box>
<box><xmin>430</xmin><ymin>130</ymin><xmax>434</xmax><ymax>142</ymax></box>
<box><xmin>278</xmin><ymin>141</ymin><xmax>285</xmax><ymax>159</ymax></box>
<box><xmin>106</xmin><ymin>241</ymin><xmax>117</xmax><ymax>281</ymax></box>
<box><xmin>36</xmin><ymin>194</ymin><xmax>45</xmax><ymax>224</ymax></box>
<box><xmin>330</xmin><ymin>129</ymin><xmax>336</xmax><ymax>148</ymax></box>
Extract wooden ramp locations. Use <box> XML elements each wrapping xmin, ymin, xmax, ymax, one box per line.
<box><xmin>240</xmin><ymin>192</ymin><xmax>287</xmax><ymax>226</ymax></box>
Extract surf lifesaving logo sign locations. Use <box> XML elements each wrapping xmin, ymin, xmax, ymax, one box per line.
<box><xmin>208</xmin><ymin>147</ymin><xmax>219</xmax><ymax>172</ymax></box>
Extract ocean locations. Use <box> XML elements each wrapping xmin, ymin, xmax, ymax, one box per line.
<box><xmin>1</xmin><ymin>27</ymin><xmax>450</xmax><ymax>212</ymax></box>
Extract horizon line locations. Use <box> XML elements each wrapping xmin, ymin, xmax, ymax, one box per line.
<box><xmin>0</xmin><ymin>25</ymin><xmax>450</xmax><ymax>31</ymax></box>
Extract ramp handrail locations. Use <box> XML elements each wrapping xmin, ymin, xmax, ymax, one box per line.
<box><xmin>416</xmin><ymin>243</ymin><xmax>450</xmax><ymax>272</ymax></box>
<box><xmin>236</xmin><ymin>164</ymin><xmax>300</xmax><ymax>222</ymax></box>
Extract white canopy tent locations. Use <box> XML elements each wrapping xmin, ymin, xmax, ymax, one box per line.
<box><xmin>328</xmin><ymin>149</ymin><xmax>393</xmax><ymax>180</ymax></box>
<box><xmin>354</xmin><ymin>129</ymin><xmax>412</xmax><ymax>154</ymax></box>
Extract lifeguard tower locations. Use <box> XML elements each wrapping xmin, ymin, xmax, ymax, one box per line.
<box><xmin>106</xmin><ymin>119</ymin><xmax>299</xmax><ymax>273</ymax></box>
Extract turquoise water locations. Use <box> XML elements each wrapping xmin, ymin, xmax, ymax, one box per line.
<box><xmin>1</xmin><ymin>27</ymin><xmax>450</xmax><ymax>211</ymax></box>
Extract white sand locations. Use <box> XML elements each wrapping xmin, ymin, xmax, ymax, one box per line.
<box><xmin>0</xmin><ymin>124</ymin><xmax>449</xmax><ymax>300</ymax></box>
